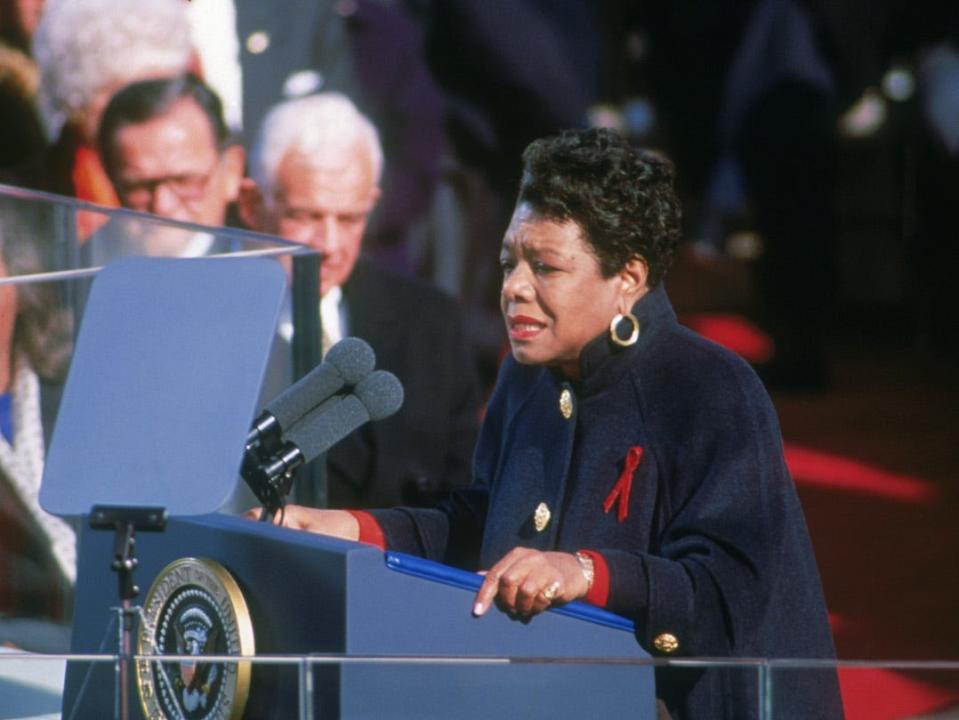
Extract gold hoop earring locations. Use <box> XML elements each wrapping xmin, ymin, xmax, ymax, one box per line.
<box><xmin>609</xmin><ymin>312</ymin><xmax>640</xmax><ymax>347</ymax></box>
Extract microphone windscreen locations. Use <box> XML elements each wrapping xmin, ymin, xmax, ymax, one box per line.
<box><xmin>264</xmin><ymin>337</ymin><xmax>375</xmax><ymax>429</ymax></box>
<box><xmin>353</xmin><ymin>370</ymin><xmax>404</xmax><ymax>421</ymax></box>
<box><xmin>284</xmin><ymin>393</ymin><xmax>370</xmax><ymax>462</ymax></box>
<box><xmin>325</xmin><ymin>337</ymin><xmax>376</xmax><ymax>384</ymax></box>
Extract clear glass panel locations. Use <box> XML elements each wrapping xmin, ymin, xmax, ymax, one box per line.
<box><xmin>0</xmin><ymin>185</ymin><xmax>308</xmax><ymax>377</ymax></box>
<box><xmin>3</xmin><ymin>652</ymin><xmax>959</xmax><ymax>719</ymax></box>
<box><xmin>0</xmin><ymin>646</ymin><xmax>68</xmax><ymax>719</ymax></box>
<box><xmin>0</xmin><ymin>183</ymin><xmax>312</xmax><ymax>373</ymax></box>
<box><xmin>0</xmin><ymin>183</ymin><xmax>301</xmax><ymax>277</ymax></box>
<box><xmin>771</xmin><ymin>661</ymin><xmax>959</xmax><ymax>720</ymax></box>
<box><xmin>0</xmin><ymin>185</ymin><xmax>319</xmax><ymax>653</ymax></box>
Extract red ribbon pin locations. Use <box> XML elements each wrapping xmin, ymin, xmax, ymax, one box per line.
<box><xmin>603</xmin><ymin>445</ymin><xmax>643</xmax><ymax>523</ymax></box>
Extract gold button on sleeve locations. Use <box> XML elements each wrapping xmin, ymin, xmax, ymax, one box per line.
<box><xmin>653</xmin><ymin>633</ymin><xmax>679</xmax><ymax>654</ymax></box>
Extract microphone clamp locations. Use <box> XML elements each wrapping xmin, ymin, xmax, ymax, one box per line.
<box><xmin>246</xmin><ymin>411</ymin><xmax>282</xmax><ymax>455</ymax></box>
<box><xmin>241</xmin><ymin>443</ymin><xmax>304</xmax><ymax>520</ymax></box>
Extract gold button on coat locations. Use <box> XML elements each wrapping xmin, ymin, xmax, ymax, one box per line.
<box><xmin>559</xmin><ymin>388</ymin><xmax>573</xmax><ymax>419</ymax></box>
<box><xmin>533</xmin><ymin>502</ymin><xmax>551</xmax><ymax>532</ymax></box>
<box><xmin>653</xmin><ymin>633</ymin><xmax>679</xmax><ymax>654</ymax></box>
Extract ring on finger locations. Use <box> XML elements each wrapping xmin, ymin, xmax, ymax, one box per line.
<box><xmin>541</xmin><ymin>580</ymin><xmax>561</xmax><ymax>601</ymax></box>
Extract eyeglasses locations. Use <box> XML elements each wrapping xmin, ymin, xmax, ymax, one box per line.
<box><xmin>116</xmin><ymin>158</ymin><xmax>221</xmax><ymax>208</ymax></box>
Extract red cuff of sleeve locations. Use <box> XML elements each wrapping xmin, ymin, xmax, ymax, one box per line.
<box><xmin>346</xmin><ymin>510</ymin><xmax>387</xmax><ymax>550</ymax></box>
<box><xmin>579</xmin><ymin>549</ymin><xmax>610</xmax><ymax>608</ymax></box>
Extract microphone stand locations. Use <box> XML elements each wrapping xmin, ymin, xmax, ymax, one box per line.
<box><xmin>88</xmin><ymin>505</ymin><xmax>167</xmax><ymax>720</ymax></box>
<box><xmin>241</xmin><ymin>442</ymin><xmax>304</xmax><ymax>523</ymax></box>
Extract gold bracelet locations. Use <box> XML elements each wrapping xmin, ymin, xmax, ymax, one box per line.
<box><xmin>575</xmin><ymin>551</ymin><xmax>594</xmax><ymax>591</ymax></box>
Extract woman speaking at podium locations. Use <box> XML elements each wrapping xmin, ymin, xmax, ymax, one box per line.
<box><xmin>258</xmin><ymin>128</ymin><xmax>843</xmax><ymax>719</ymax></box>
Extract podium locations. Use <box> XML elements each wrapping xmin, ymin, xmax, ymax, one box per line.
<box><xmin>65</xmin><ymin>513</ymin><xmax>655</xmax><ymax>718</ymax></box>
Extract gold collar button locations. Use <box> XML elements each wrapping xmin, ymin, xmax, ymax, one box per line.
<box><xmin>559</xmin><ymin>388</ymin><xmax>573</xmax><ymax>419</ymax></box>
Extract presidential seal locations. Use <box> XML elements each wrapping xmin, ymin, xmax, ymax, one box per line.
<box><xmin>137</xmin><ymin>557</ymin><xmax>254</xmax><ymax>720</ymax></box>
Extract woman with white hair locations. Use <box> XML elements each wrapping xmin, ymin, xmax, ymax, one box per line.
<box><xmin>16</xmin><ymin>0</ymin><xmax>193</xmax><ymax>225</ymax></box>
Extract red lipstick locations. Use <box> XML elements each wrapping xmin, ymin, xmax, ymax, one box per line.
<box><xmin>506</xmin><ymin>314</ymin><xmax>545</xmax><ymax>341</ymax></box>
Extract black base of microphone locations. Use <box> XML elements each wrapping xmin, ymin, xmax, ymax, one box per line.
<box><xmin>240</xmin><ymin>337</ymin><xmax>402</xmax><ymax>520</ymax></box>
<box><xmin>241</xmin><ymin>444</ymin><xmax>304</xmax><ymax>521</ymax></box>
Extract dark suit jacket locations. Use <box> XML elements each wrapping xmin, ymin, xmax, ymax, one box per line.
<box><xmin>370</xmin><ymin>284</ymin><xmax>843</xmax><ymax>719</ymax></box>
<box><xmin>321</xmin><ymin>260</ymin><xmax>480</xmax><ymax>508</ymax></box>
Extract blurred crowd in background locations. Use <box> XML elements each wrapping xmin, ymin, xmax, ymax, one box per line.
<box><xmin>2</xmin><ymin>0</ymin><xmax>956</xmax><ymax>383</ymax></box>
<box><xmin>0</xmin><ymin>1</ymin><xmax>957</xmax><ymax>705</ymax></box>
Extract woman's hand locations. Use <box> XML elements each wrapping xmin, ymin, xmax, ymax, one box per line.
<box><xmin>243</xmin><ymin>505</ymin><xmax>360</xmax><ymax>541</ymax></box>
<box><xmin>472</xmin><ymin>547</ymin><xmax>590</xmax><ymax>619</ymax></box>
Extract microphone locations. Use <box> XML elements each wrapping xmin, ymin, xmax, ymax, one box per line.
<box><xmin>241</xmin><ymin>370</ymin><xmax>403</xmax><ymax>513</ymax></box>
<box><xmin>247</xmin><ymin>337</ymin><xmax>375</xmax><ymax>451</ymax></box>
<box><xmin>275</xmin><ymin>369</ymin><xmax>404</xmax><ymax>468</ymax></box>
<box><xmin>355</xmin><ymin>369</ymin><xmax>405</xmax><ymax>420</ymax></box>
<box><xmin>287</xmin><ymin>369</ymin><xmax>404</xmax><ymax>460</ymax></box>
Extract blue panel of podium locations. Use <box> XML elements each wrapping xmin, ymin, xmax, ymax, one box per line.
<box><xmin>64</xmin><ymin>513</ymin><xmax>655</xmax><ymax>718</ymax></box>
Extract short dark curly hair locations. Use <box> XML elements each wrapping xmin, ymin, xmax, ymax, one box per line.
<box><xmin>517</xmin><ymin>128</ymin><xmax>681</xmax><ymax>287</ymax></box>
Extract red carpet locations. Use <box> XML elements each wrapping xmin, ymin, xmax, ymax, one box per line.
<box><xmin>837</xmin><ymin>669</ymin><xmax>959</xmax><ymax>720</ymax></box>
<box><xmin>785</xmin><ymin>445</ymin><xmax>938</xmax><ymax>504</ymax></box>
<box><xmin>681</xmin><ymin>312</ymin><xmax>775</xmax><ymax>363</ymax></box>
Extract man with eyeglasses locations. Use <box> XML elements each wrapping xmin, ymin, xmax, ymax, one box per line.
<box><xmin>95</xmin><ymin>74</ymin><xmax>246</xmax><ymax>259</ymax></box>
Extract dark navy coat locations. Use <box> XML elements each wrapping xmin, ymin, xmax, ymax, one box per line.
<box><xmin>373</xmin><ymin>285</ymin><xmax>843</xmax><ymax>719</ymax></box>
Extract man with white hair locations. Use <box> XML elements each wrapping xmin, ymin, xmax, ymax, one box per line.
<box><xmin>241</xmin><ymin>92</ymin><xmax>480</xmax><ymax>509</ymax></box>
